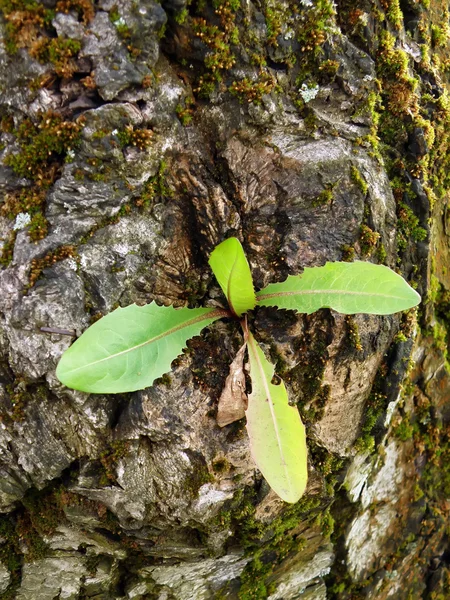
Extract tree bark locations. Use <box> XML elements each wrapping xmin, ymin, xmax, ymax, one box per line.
<box><xmin>0</xmin><ymin>0</ymin><xmax>448</xmax><ymax>598</ymax></box>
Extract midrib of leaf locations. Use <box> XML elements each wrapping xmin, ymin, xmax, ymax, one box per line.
<box><xmin>257</xmin><ymin>289</ymin><xmax>407</xmax><ymax>301</ymax></box>
<box><xmin>65</xmin><ymin>308</ymin><xmax>228</xmax><ymax>374</ymax></box>
<box><xmin>227</xmin><ymin>249</ymin><xmax>240</xmax><ymax>316</ymax></box>
<box><xmin>248</xmin><ymin>333</ymin><xmax>292</xmax><ymax>494</ymax></box>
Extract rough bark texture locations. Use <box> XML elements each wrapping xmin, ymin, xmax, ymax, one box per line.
<box><xmin>0</xmin><ymin>0</ymin><xmax>449</xmax><ymax>598</ymax></box>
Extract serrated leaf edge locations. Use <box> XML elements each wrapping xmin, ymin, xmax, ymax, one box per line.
<box><xmin>57</xmin><ymin>304</ymin><xmax>229</xmax><ymax>384</ymax></box>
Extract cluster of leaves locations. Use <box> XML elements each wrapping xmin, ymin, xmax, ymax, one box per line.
<box><xmin>57</xmin><ymin>238</ymin><xmax>420</xmax><ymax>503</ymax></box>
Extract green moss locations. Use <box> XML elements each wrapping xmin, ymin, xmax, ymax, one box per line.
<box><xmin>393</xmin><ymin>419</ymin><xmax>414</xmax><ymax>441</ymax></box>
<box><xmin>0</xmin><ymin>484</ymin><xmax>69</xmax><ymax>578</ymax></box>
<box><xmin>353</xmin><ymin>364</ymin><xmax>389</xmax><ymax>454</ymax></box>
<box><xmin>212</xmin><ymin>457</ymin><xmax>230</xmax><ymax>473</ymax></box>
<box><xmin>185</xmin><ymin>462</ymin><xmax>214</xmax><ymax>497</ymax></box>
<box><xmin>309</xmin><ymin>443</ymin><xmax>344</xmax><ymax>489</ymax></box>
<box><xmin>116</xmin><ymin>22</ymin><xmax>131</xmax><ymax>39</ymax></box>
<box><xmin>304</xmin><ymin>384</ymin><xmax>331</xmax><ymax>422</ymax></box>
<box><xmin>376</xmin><ymin>30</ymin><xmax>418</xmax><ymax>117</ymax></box>
<box><xmin>384</xmin><ymin>0</ymin><xmax>403</xmax><ymax>29</ymax></box>
<box><xmin>28</xmin><ymin>244</ymin><xmax>76</xmax><ymax>287</ymax></box>
<box><xmin>350</xmin><ymin>165</ymin><xmax>368</xmax><ymax>195</ymax></box>
<box><xmin>174</xmin><ymin>7</ymin><xmax>188</xmax><ymax>24</ymax></box>
<box><xmin>238</xmin><ymin>557</ymin><xmax>270</xmax><ymax>599</ymax></box>
<box><xmin>393</xmin><ymin>331</ymin><xmax>408</xmax><ymax>343</ymax></box>
<box><xmin>116</xmin><ymin>125</ymin><xmax>153</xmax><ymax>150</ymax></box>
<box><xmin>99</xmin><ymin>440</ymin><xmax>130</xmax><ymax>483</ymax></box>
<box><xmin>21</xmin><ymin>487</ymin><xmax>65</xmax><ymax>538</ymax></box>
<box><xmin>420</xmin><ymin>422</ymin><xmax>450</xmax><ymax>500</ymax></box>
<box><xmin>297</xmin><ymin>0</ymin><xmax>334</xmax><ymax>55</ymax></box>
<box><xmin>0</xmin><ymin>188</ymin><xmax>48</xmax><ymax>241</ymax></box>
<box><xmin>312</xmin><ymin>184</ymin><xmax>333</xmax><ymax>207</ymax></box>
<box><xmin>431</xmin><ymin>321</ymin><xmax>448</xmax><ymax>359</ymax></box>
<box><xmin>229</xmin><ymin>73</ymin><xmax>277</xmax><ymax>104</ymax></box>
<box><xmin>341</xmin><ymin>244</ymin><xmax>355</xmax><ymax>262</ymax></box>
<box><xmin>222</xmin><ymin>490</ymin><xmax>323</xmax><ymax>598</ymax></box>
<box><xmin>136</xmin><ymin>160</ymin><xmax>171</xmax><ymax>208</ymax></box>
<box><xmin>377</xmin><ymin>30</ymin><xmax>409</xmax><ymax>78</ymax></box>
<box><xmin>109</xmin><ymin>6</ymin><xmax>133</xmax><ymax>40</ymax></box>
<box><xmin>359</xmin><ymin>224</ymin><xmax>380</xmax><ymax>257</ymax></box>
<box><xmin>354</xmin><ymin>434</ymin><xmax>375</xmax><ymax>453</ymax></box>
<box><xmin>55</xmin><ymin>0</ymin><xmax>94</xmax><ymax>24</ymax></box>
<box><xmin>315</xmin><ymin>506</ymin><xmax>334</xmax><ymax>537</ymax></box>
<box><xmin>303</xmin><ymin>109</ymin><xmax>318</xmax><ymax>133</ymax></box>
<box><xmin>345</xmin><ymin>316</ymin><xmax>362</xmax><ymax>351</ymax></box>
<box><xmin>5</xmin><ymin>111</ymin><xmax>82</xmax><ymax>186</ymax></box>
<box><xmin>431</xmin><ymin>23</ymin><xmax>449</xmax><ymax>48</ymax></box>
<box><xmin>194</xmin><ymin>76</ymin><xmax>216</xmax><ymax>98</ymax></box>
<box><xmin>319</xmin><ymin>58</ymin><xmax>340</xmax><ymax>78</ymax></box>
<box><xmin>396</xmin><ymin>202</ymin><xmax>427</xmax><ymax>252</ymax></box>
<box><xmin>30</xmin><ymin>37</ymin><xmax>81</xmax><ymax>77</ymax></box>
<box><xmin>216</xmin><ymin>486</ymin><xmax>322</xmax><ymax>564</ymax></box>
<box><xmin>28</xmin><ymin>212</ymin><xmax>49</xmax><ymax>241</ymax></box>
<box><xmin>264</xmin><ymin>4</ymin><xmax>284</xmax><ymax>47</ymax></box>
<box><xmin>0</xmin><ymin>231</ymin><xmax>17</xmax><ymax>267</ymax></box>
<box><xmin>193</xmin><ymin>16</ymin><xmax>235</xmax><ymax>82</ymax></box>
<box><xmin>0</xmin><ymin>516</ymin><xmax>22</xmax><ymax>597</ymax></box>
<box><xmin>0</xmin><ymin>0</ymin><xmax>55</xmax><ymax>55</ymax></box>
<box><xmin>0</xmin><ymin>0</ymin><xmax>91</xmax><ymax>78</ymax></box>
<box><xmin>229</xmin><ymin>25</ymin><xmax>239</xmax><ymax>45</ymax></box>
<box><xmin>191</xmin><ymin>0</ymin><xmax>243</xmax><ymax>96</ymax></box>
<box><xmin>3</xmin><ymin>381</ymin><xmax>42</xmax><ymax>422</ymax></box>
<box><xmin>109</xmin><ymin>4</ymin><xmax>120</xmax><ymax>22</ymax></box>
<box><xmin>175</xmin><ymin>97</ymin><xmax>195</xmax><ymax>126</ymax></box>
<box><xmin>376</xmin><ymin>242</ymin><xmax>387</xmax><ymax>264</ymax></box>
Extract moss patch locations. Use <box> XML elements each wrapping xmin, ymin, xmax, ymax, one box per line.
<box><xmin>28</xmin><ymin>245</ymin><xmax>76</xmax><ymax>287</ymax></box>
<box><xmin>1</xmin><ymin>111</ymin><xmax>83</xmax><ymax>256</ymax></box>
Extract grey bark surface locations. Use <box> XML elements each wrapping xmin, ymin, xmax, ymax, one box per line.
<box><xmin>0</xmin><ymin>0</ymin><xmax>449</xmax><ymax>598</ymax></box>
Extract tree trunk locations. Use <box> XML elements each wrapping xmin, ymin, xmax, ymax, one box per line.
<box><xmin>0</xmin><ymin>0</ymin><xmax>448</xmax><ymax>598</ymax></box>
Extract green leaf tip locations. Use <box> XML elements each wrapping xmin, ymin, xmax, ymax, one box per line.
<box><xmin>246</xmin><ymin>332</ymin><xmax>308</xmax><ymax>503</ymax></box>
<box><xmin>209</xmin><ymin>237</ymin><xmax>256</xmax><ymax>317</ymax></box>
<box><xmin>56</xmin><ymin>303</ymin><xmax>225</xmax><ymax>394</ymax></box>
<box><xmin>256</xmin><ymin>261</ymin><xmax>421</xmax><ymax>315</ymax></box>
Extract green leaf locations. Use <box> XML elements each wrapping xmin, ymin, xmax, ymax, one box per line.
<box><xmin>246</xmin><ymin>332</ymin><xmax>308</xmax><ymax>503</ymax></box>
<box><xmin>56</xmin><ymin>303</ymin><xmax>225</xmax><ymax>394</ymax></box>
<box><xmin>257</xmin><ymin>261</ymin><xmax>421</xmax><ymax>315</ymax></box>
<box><xmin>209</xmin><ymin>237</ymin><xmax>256</xmax><ymax>317</ymax></box>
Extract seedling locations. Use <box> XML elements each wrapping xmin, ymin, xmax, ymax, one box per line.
<box><xmin>56</xmin><ymin>238</ymin><xmax>420</xmax><ymax>503</ymax></box>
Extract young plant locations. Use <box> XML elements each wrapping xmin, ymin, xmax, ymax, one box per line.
<box><xmin>56</xmin><ymin>238</ymin><xmax>421</xmax><ymax>503</ymax></box>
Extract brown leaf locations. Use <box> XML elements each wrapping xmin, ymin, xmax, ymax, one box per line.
<box><xmin>217</xmin><ymin>342</ymin><xmax>248</xmax><ymax>427</ymax></box>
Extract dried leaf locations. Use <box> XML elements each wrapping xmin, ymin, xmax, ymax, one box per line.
<box><xmin>217</xmin><ymin>342</ymin><xmax>248</xmax><ymax>427</ymax></box>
